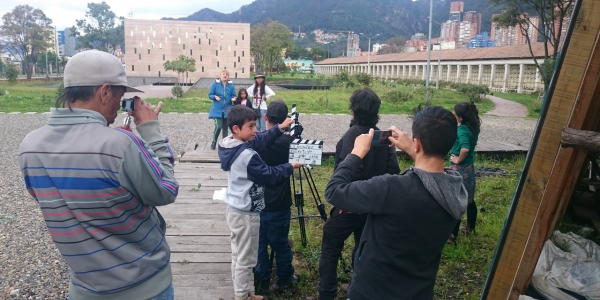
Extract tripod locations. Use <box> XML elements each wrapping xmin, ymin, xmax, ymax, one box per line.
<box><xmin>291</xmin><ymin>164</ymin><xmax>328</xmax><ymax>247</ymax></box>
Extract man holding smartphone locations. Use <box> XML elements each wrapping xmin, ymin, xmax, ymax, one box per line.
<box><xmin>317</xmin><ymin>88</ymin><xmax>400</xmax><ymax>300</ymax></box>
<box><xmin>19</xmin><ymin>50</ymin><xmax>178</xmax><ymax>300</ymax></box>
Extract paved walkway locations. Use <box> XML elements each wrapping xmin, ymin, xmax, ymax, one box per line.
<box><xmin>124</xmin><ymin>85</ymin><xmax>191</xmax><ymax>98</ymax></box>
<box><xmin>485</xmin><ymin>95</ymin><xmax>529</xmax><ymax>117</ymax></box>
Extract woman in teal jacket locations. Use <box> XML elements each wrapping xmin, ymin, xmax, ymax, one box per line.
<box><xmin>447</xmin><ymin>101</ymin><xmax>481</xmax><ymax>245</ymax></box>
<box><xmin>208</xmin><ymin>70</ymin><xmax>237</xmax><ymax>150</ymax></box>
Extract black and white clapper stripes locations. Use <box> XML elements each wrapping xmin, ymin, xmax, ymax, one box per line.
<box><xmin>289</xmin><ymin>139</ymin><xmax>324</xmax><ymax>166</ymax></box>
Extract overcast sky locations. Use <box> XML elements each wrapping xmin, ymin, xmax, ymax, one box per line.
<box><xmin>1</xmin><ymin>0</ymin><xmax>255</xmax><ymax>30</ymax></box>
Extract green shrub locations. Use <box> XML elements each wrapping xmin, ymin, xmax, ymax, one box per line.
<box><xmin>4</xmin><ymin>64</ymin><xmax>19</xmax><ymax>85</ymax></box>
<box><xmin>171</xmin><ymin>85</ymin><xmax>184</xmax><ymax>98</ymax></box>
<box><xmin>450</xmin><ymin>83</ymin><xmax>489</xmax><ymax>103</ymax></box>
<box><xmin>56</xmin><ymin>82</ymin><xmax>66</xmax><ymax>98</ymax></box>
<box><xmin>354</xmin><ymin>73</ymin><xmax>372</xmax><ymax>87</ymax></box>
<box><xmin>414</xmin><ymin>86</ymin><xmax>437</xmax><ymax>103</ymax></box>
<box><xmin>382</xmin><ymin>90</ymin><xmax>413</xmax><ymax>108</ymax></box>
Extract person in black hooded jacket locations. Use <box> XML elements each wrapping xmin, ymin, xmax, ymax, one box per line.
<box><xmin>317</xmin><ymin>88</ymin><xmax>400</xmax><ymax>300</ymax></box>
<box><xmin>325</xmin><ymin>105</ymin><xmax>468</xmax><ymax>300</ymax></box>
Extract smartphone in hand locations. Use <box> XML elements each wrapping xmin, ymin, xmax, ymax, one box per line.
<box><xmin>371</xmin><ymin>130</ymin><xmax>392</xmax><ymax>146</ymax></box>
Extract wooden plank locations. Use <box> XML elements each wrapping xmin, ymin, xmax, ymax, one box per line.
<box><xmin>158</xmin><ymin>204</ymin><xmax>226</xmax><ymax>215</ymax></box>
<box><xmin>173</xmin><ymin>286</ymin><xmax>233</xmax><ymax>300</ymax></box>
<box><xmin>166</xmin><ymin>219</ymin><xmax>230</xmax><ymax>236</ymax></box>
<box><xmin>170</xmin><ymin>262</ymin><xmax>231</xmax><ymax>275</ymax></box>
<box><xmin>171</xmin><ymin>252</ymin><xmax>231</xmax><ymax>263</ymax></box>
<box><xmin>167</xmin><ymin>236</ymin><xmax>231</xmax><ymax>252</ymax></box>
<box><xmin>484</xmin><ymin>1</ymin><xmax>600</xmax><ymax>298</ymax></box>
<box><xmin>181</xmin><ymin>141</ymin><xmax>197</xmax><ymax>156</ymax></box>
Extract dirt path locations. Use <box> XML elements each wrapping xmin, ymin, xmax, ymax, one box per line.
<box><xmin>124</xmin><ymin>85</ymin><xmax>191</xmax><ymax>98</ymax></box>
<box><xmin>485</xmin><ymin>95</ymin><xmax>529</xmax><ymax>117</ymax></box>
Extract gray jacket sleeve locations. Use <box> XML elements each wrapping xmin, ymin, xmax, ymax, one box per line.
<box><xmin>119</xmin><ymin>121</ymin><xmax>178</xmax><ymax>206</ymax></box>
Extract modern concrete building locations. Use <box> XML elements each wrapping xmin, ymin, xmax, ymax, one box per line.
<box><xmin>491</xmin><ymin>13</ymin><xmax>539</xmax><ymax>46</ymax></box>
<box><xmin>63</xmin><ymin>28</ymin><xmax>78</xmax><ymax>57</ymax></box>
<box><xmin>315</xmin><ymin>43</ymin><xmax>547</xmax><ymax>93</ymax></box>
<box><xmin>124</xmin><ymin>19</ymin><xmax>251</xmax><ymax>82</ymax></box>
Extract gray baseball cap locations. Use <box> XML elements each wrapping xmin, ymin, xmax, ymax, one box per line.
<box><xmin>64</xmin><ymin>50</ymin><xmax>143</xmax><ymax>93</ymax></box>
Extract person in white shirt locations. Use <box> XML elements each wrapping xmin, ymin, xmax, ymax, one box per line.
<box><xmin>247</xmin><ymin>72</ymin><xmax>275</xmax><ymax>132</ymax></box>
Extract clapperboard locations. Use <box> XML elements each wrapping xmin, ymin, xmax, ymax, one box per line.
<box><xmin>289</xmin><ymin>139</ymin><xmax>324</xmax><ymax>165</ymax></box>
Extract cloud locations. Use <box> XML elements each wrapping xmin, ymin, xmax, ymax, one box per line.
<box><xmin>1</xmin><ymin>0</ymin><xmax>255</xmax><ymax>30</ymax></box>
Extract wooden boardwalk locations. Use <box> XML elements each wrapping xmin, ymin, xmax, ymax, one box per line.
<box><xmin>164</xmin><ymin>138</ymin><xmax>527</xmax><ymax>299</ymax></box>
<box><xmin>160</xmin><ymin>157</ymin><xmax>234</xmax><ymax>300</ymax></box>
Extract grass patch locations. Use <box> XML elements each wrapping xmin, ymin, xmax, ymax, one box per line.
<box><xmin>269</xmin><ymin>154</ymin><xmax>525</xmax><ymax>299</ymax></box>
<box><xmin>0</xmin><ymin>80</ymin><xmax>493</xmax><ymax>114</ymax></box>
<box><xmin>183</xmin><ymin>81</ymin><xmax>494</xmax><ymax>115</ymax></box>
<box><xmin>0</xmin><ymin>81</ymin><xmax>62</xmax><ymax>112</ymax></box>
<box><xmin>494</xmin><ymin>92</ymin><xmax>541</xmax><ymax>118</ymax></box>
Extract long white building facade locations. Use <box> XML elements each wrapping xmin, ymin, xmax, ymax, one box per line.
<box><xmin>315</xmin><ymin>43</ymin><xmax>547</xmax><ymax>93</ymax></box>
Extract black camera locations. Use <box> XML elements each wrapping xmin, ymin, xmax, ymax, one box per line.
<box><xmin>287</xmin><ymin>104</ymin><xmax>303</xmax><ymax>139</ymax></box>
<box><xmin>121</xmin><ymin>98</ymin><xmax>134</xmax><ymax>112</ymax></box>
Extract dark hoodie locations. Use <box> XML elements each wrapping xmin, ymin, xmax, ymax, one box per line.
<box><xmin>325</xmin><ymin>154</ymin><xmax>468</xmax><ymax>300</ymax></box>
<box><xmin>218</xmin><ymin>126</ymin><xmax>293</xmax><ymax>214</ymax></box>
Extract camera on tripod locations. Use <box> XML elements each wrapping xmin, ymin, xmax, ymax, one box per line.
<box><xmin>286</xmin><ymin>104</ymin><xmax>328</xmax><ymax>247</ymax></box>
<box><xmin>287</xmin><ymin>104</ymin><xmax>303</xmax><ymax>139</ymax></box>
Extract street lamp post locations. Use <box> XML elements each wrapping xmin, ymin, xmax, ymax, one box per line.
<box><xmin>425</xmin><ymin>0</ymin><xmax>433</xmax><ymax>104</ymax></box>
<box><xmin>436</xmin><ymin>43</ymin><xmax>441</xmax><ymax>89</ymax></box>
<box><xmin>359</xmin><ymin>33</ymin><xmax>379</xmax><ymax>76</ymax></box>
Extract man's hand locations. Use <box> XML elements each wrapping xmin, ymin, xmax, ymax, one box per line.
<box><xmin>389</xmin><ymin>126</ymin><xmax>414</xmax><ymax>158</ymax></box>
<box><xmin>131</xmin><ymin>96</ymin><xmax>163</xmax><ymax>126</ymax></box>
<box><xmin>450</xmin><ymin>154</ymin><xmax>460</xmax><ymax>164</ymax></box>
<box><xmin>215</xmin><ymin>95</ymin><xmax>221</xmax><ymax>101</ymax></box>
<box><xmin>231</xmin><ymin>97</ymin><xmax>236</xmax><ymax>102</ymax></box>
<box><xmin>351</xmin><ymin>129</ymin><xmax>374</xmax><ymax>159</ymax></box>
<box><xmin>279</xmin><ymin>117</ymin><xmax>295</xmax><ymax>130</ymax></box>
<box><xmin>290</xmin><ymin>162</ymin><xmax>305</xmax><ymax>169</ymax></box>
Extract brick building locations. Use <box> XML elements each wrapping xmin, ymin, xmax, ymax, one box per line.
<box><xmin>124</xmin><ymin>19</ymin><xmax>251</xmax><ymax>82</ymax></box>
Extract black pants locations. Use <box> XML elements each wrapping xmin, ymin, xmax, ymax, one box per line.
<box><xmin>318</xmin><ymin>209</ymin><xmax>367</xmax><ymax>300</ymax></box>
<box><xmin>452</xmin><ymin>200</ymin><xmax>477</xmax><ymax>237</ymax></box>
<box><xmin>212</xmin><ymin>117</ymin><xmax>228</xmax><ymax>143</ymax></box>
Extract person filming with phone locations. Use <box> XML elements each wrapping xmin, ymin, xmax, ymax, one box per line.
<box><xmin>325</xmin><ymin>105</ymin><xmax>468</xmax><ymax>300</ymax></box>
<box><xmin>317</xmin><ymin>88</ymin><xmax>400</xmax><ymax>300</ymax></box>
<box><xmin>18</xmin><ymin>50</ymin><xmax>179</xmax><ymax>300</ymax></box>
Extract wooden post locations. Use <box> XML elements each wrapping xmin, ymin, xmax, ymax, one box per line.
<box><xmin>561</xmin><ymin>127</ymin><xmax>600</xmax><ymax>151</ymax></box>
<box><xmin>483</xmin><ymin>1</ymin><xmax>600</xmax><ymax>299</ymax></box>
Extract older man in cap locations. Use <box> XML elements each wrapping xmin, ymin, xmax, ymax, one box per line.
<box><xmin>18</xmin><ymin>50</ymin><xmax>179</xmax><ymax>300</ymax></box>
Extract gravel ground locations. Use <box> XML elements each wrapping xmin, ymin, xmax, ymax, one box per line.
<box><xmin>0</xmin><ymin>112</ymin><xmax>536</xmax><ymax>299</ymax></box>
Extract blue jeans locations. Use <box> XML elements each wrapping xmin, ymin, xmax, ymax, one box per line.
<box><xmin>255</xmin><ymin>210</ymin><xmax>294</xmax><ymax>285</ymax></box>
<box><xmin>256</xmin><ymin>109</ymin><xmax>267</xmax><ymax>132</ymax></box>
<box><xmin>68</xmin><ymin>284</ymin><xmax>174</xmax><ymax>300</ymax></box>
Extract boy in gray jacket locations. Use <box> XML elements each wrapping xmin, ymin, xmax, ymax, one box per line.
<box><xmin>218</xmin><ymin>105</ymin><xmax>303</xmax><ymax>300</ymax></box>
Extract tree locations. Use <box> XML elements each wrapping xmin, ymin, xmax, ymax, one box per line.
<box><xmin>59</xmin><ymin>56</ymin><xmax>69</xmax><ymax>73</ymax></box>
<box><xmin>35</xmin><ymin>51</ymin><xmax>58</xmax><ymax>74</ymax></box>
<box><xmin>163</xmin><ymin>55</ymin><xmax>196</xmax><ymax>84</ymax></box>
<box><xmin>491</xmin><ymin>0</ymin><xmax>574</xmax><ymax>87</ymax></box>
<box><xmin>4</xmin><ymin>63</ymin><xmax>19</xmax><ymax>84</ymax></box>
<box><xmin>0</xmin><ymin>5</ymin><xmax>53</xmax><ymax>80</ymax></box>
<box><xmin>310</xmin><ymin>47</ymin><xmax>327</xmax><ymax>61</ymax></box>
<box><xmin>380</xmin><ymin>36</ymin><xmax>407</xmax><ymax>54</ymax></box>
<box><xmin>251</xmin><ymin>20</ymin><xmax>295</xmax><ymax>72</ymax></box>
<box><xmin>286</xmin><ymin>47</ymin><xmax>311</xmax><ymax>60</ymax></box>
<box><xmin>70</xmin><ymin>2</ymin><xmax>124</xmax><ymax>54</ymax></box>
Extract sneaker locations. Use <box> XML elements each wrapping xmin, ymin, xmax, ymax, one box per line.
<box><xmin>446</xmin><ymin>234</ymin><xmax>456</xmax><ymax>246</ymax></box>
<box><xmin>210</xmin><ymin>141</ymin><xmax>216</xmax><ymax>150</ymax></box>
<box><xmin>235</xmin><ymin>294</ymin><xmax>264</xmax><ymax>300</ymax></box>
<box><xmin>257</xmin><ymin>281</ymin><xmax>270</xmax><ymax>296</ymax></box>
<box><xmin>460</xmin><ymin>225</ymin><xmax>475</xmax><ymax>235</ymax></box>
<box><xmin>277</xmin><ymin>274</ymin><xmax>300</xmax><ymax>293</ymax></box>
<box><xmin>341</xmin><ymin>283</ymin><xmax>350</xmax><ymax>295</ymax></box>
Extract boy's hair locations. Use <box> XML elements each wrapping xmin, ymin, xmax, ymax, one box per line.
<box><xmin>349</xmin><ymin>88</ymin><xmax>381</xmax><ymax>127</ymax></box>
<box><xmin>228</xmin><ymin>105</ymin><xmax>258</xmax><ymax>132</ymax></box>
<box><xmin>266</xmin><ymin>99</ymin><xmax>288</xmax><ymax>124</ymax></box>
<box><xmin>412</xmin><ymin>105</ymin><xmax>457</xmax><ymax>158</ymax></box>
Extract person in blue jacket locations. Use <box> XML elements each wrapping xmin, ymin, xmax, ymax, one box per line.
<box><xmin>209</xmin><ymin>69</ymin><xmax>237</xmax><ymax>150</ymax></box>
